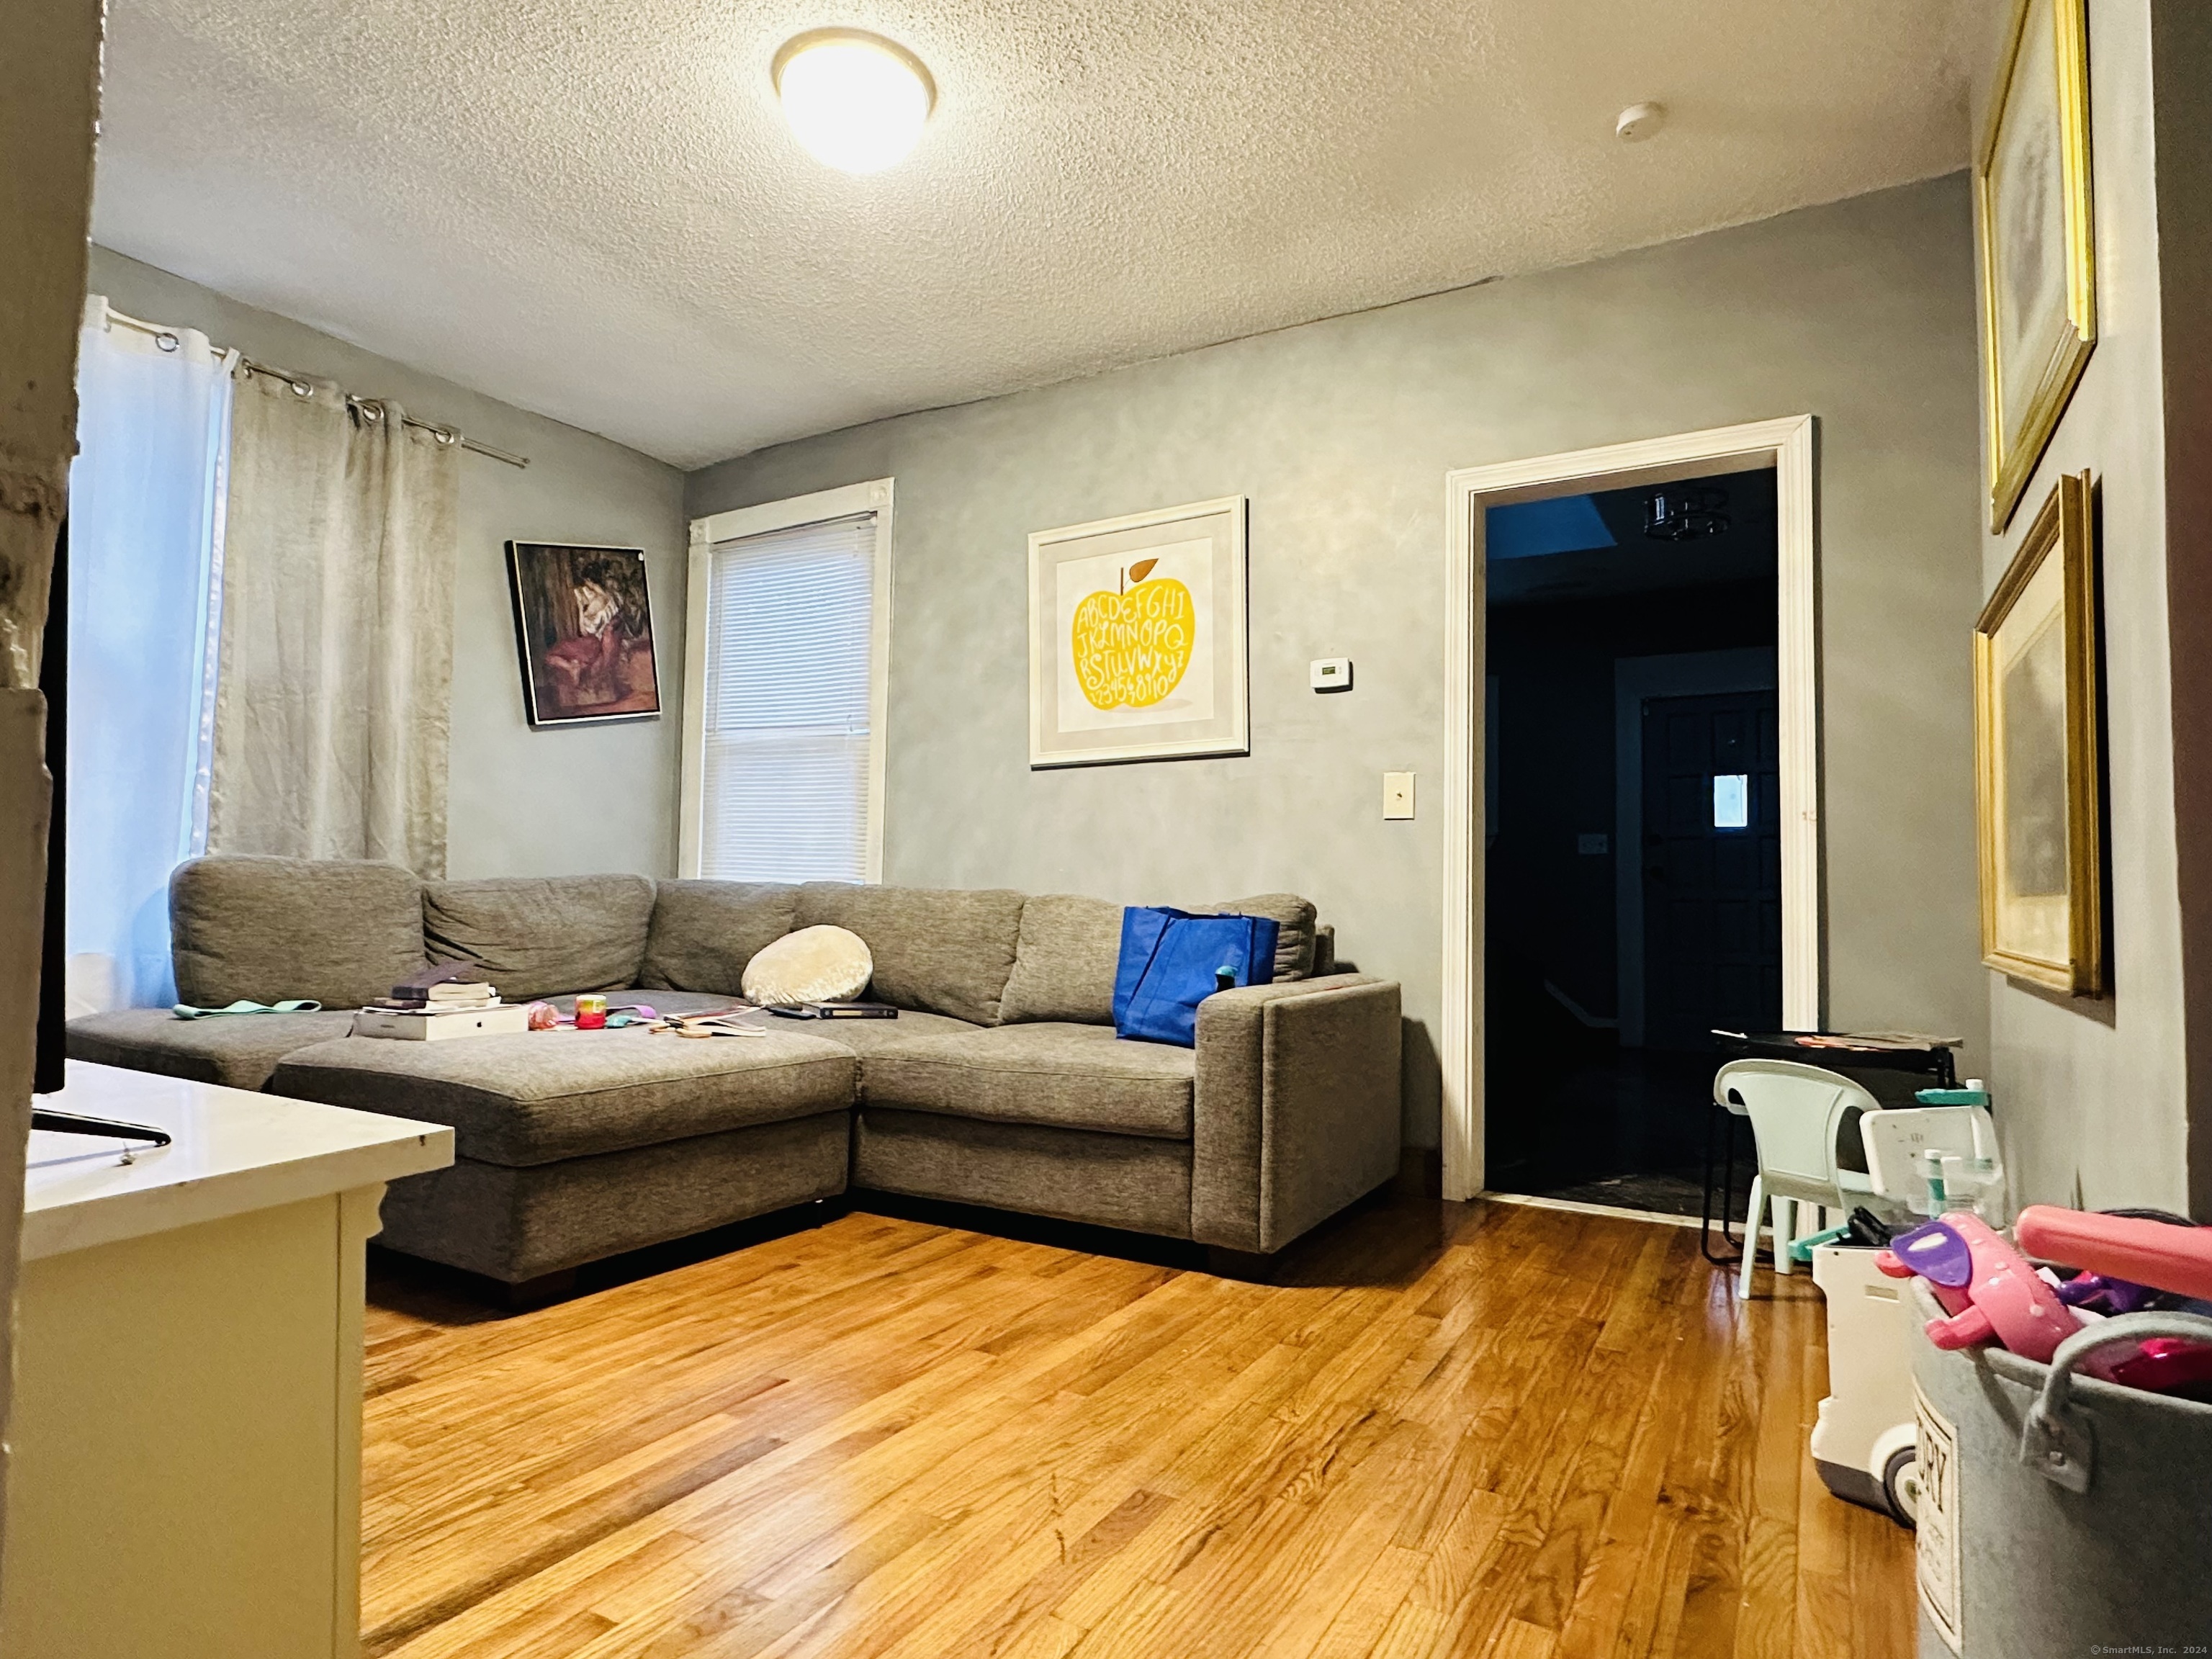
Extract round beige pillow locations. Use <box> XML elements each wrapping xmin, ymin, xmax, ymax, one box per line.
<box><xmin>742</xmin><ymin>925</ymin><xmax>873</xmax><ymax>1007</ymax></box>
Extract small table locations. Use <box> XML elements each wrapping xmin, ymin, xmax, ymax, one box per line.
<box><xmin>1699</xmin><ymin>1031</ymin><xmax>1959</xmax><ymax>1266</ymax></box>
<box><xmin>4</xmin><ymin>1061</ymin><xmax>452</xmax><ymax>1659</ymax></box>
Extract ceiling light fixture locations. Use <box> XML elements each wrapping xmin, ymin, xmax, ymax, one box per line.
<box><xmin>1643</xmin><ymin>484</ymin><xmax>1730</xmax><ymax>541</ymax></box>
<box><xmin>774</xmin><ymin>29</ymin><xmax>935</xmax><ymax>174</ymax></box>
<box><xmin>1615</xmin><ymin>101</ymin><xmax>1665</xmax><ymax>143</ymax></box>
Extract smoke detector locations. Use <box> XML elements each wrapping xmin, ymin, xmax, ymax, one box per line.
<box><xmin>1616</xmin><ymin>102</ymin><xmax>1666</xmax><ymax>143</ymax></box>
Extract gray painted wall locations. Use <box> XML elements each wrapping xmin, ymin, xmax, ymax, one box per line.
<box><xmin>2155</xmin><ymin>6</ymin><xmax>2212</xmax><ymax>1218</ymax></box>
<box><xmin>1973</xmin><ymin>4</ymin><xmax>2208</xmax><ymax>1217</ymax></box>
<box><xmin>84</xmin><ymin>247</ymin><xmax>689</xmax><ymax>881</ymax></box>
<box><xmin>690</xmin><ymin>176</ymin><xmax>1989</xmax><ymax>1151</ymax></box>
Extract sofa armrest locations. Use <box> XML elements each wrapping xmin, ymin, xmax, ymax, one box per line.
<box><xmin>1192</xmin><ymin>974</ymin><xmax>1402</xmax><ymax>1254</ymax></box>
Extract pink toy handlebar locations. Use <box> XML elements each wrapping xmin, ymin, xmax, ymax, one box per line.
<box><xmin>2014</xmin><ymin>1206</ymin><xmax>2212</xmax><ymax>1303</ymax></box>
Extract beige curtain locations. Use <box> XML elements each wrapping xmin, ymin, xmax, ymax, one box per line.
<box><xmin>207</xmin><ymin>369</ymin><xmax>459</xmax><ymax>874</ymax></box>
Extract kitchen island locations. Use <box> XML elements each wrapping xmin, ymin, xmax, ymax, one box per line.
<box><xmin>2</xmin><ymin>1059</ymin><xmax>451</xmax><ymax>1659</ymax></box>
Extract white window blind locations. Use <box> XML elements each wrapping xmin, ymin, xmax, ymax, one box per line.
<box><xmin>698</xmin><ymin>511</ymin><xmax>881</xmax><ymax>881</ymax></box>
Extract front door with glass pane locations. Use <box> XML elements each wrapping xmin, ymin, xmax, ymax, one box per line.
<box><xmin>1640</xmin><ymin>689</ymin><xmax>1781</xmax><ymax>1050</ymax></box>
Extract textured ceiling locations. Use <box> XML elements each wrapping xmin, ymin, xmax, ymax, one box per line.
<box><xmin>91</xmin><ymin>0</ymin><xmax>1996</xmax><ymax>469</ymax></box>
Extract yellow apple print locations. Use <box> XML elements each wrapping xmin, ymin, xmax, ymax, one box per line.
<box><xmin>1071</xmin><ymin>558</ymin><xmax>1195</xmax><ymax>710</ymax></box>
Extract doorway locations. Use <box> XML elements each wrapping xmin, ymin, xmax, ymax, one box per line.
<box><xmin>1480</xmin><ymin>472</ymin><xmax>1780</xmax><ymax>1213</ymax></box>
<box><xmin>1437</xmin><ymin>416</ymin><xmax>1819</xmax><ymax>1205</ymax></box>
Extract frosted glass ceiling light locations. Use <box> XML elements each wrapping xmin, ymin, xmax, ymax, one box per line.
<box><xmin>775</xmin><ymin>30</ymin><xmax>935</xmax><ymax>174</ymax></box>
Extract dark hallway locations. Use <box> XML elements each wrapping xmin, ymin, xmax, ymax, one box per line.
<box><xmin>1483</xmin><ymin>467</ymin><xmax>1781</xmax><ymax>1215</ymax></box>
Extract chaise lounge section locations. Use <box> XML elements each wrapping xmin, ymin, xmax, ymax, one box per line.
<box><xmin>68</xmin><ymin>857</ymin><xmax>1403</xmax><ymax>1290</ymax></box>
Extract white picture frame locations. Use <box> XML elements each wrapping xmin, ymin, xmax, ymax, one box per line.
<box><xmin>1027</xmin><ymin>495</ymin><xmax>1249</xmax><ymax>768</ymax></box>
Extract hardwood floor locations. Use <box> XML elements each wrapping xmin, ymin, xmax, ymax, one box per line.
<box><xmin>360</xmin><ymin>1192</ymin><xmax>1913</xmax><ymax>1659</ymax></box>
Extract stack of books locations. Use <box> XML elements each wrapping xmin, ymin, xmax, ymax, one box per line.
<box><xmin>354</xmin><ymin>976</ymin><xmax>531</xmax><ymax>1041</ymax></box>
<box><xmin>367</xmin><ymin>980</ymin><xmax>501</xmax><ymax>1012</ymax></box>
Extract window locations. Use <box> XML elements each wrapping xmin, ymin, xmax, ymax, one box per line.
<box><xmin>67</xmin><ymin>300</ymin><xmax>237</xmax><ymax>1012</ymax></box>
<box><xmin>1712</xmin><ymin>773</ymin><xmax>1749</xmax><ymax>830</ymax></box>
<box><xmin>682</xmin><ymin>481</ymin><xmax>892</xmax><ymax>883</ymax></box>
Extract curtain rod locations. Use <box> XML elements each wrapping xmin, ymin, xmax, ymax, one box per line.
<box><xmin>97</xmin><ymin>303</ymin><xmax>530</xmax><ymax>469</ymax></box>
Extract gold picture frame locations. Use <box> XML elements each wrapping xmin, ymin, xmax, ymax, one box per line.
<box><xmin>1977</xmin><ymin>0</ymin><xmax>2095</xmax><ymax>533</ymax></box>
<box><xmin>1975</xmin><ymin>472</ymin><xmax>2101</xmax><ymax>994</ymax></box>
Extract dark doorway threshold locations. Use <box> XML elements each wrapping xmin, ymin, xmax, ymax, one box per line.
<box><xmin>1483</xmin><ymin>1046</ymin><xmax>1719</xmax><ymax>1220</ymax></box>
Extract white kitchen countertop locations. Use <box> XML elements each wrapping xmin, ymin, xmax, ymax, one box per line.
<box><xmin>24</xmin><ymin>1061</ymin><xmax>453</xmax><ymax>1261</ymax></box>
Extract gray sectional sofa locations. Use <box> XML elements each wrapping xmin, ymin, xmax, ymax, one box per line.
<box><xmin>69</xmin><ymin>856</ymin><xmax>1403</xmax><ymax>1294</ymax></box>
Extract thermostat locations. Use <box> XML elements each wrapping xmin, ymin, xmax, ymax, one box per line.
<box><xmin>1310</xmin><ymin>657</ymin><xmax>1353</xmax><ymax>693</ymax></box>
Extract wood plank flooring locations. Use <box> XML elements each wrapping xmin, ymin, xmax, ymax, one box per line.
<box><xmin>359</xmin><ymin>1192</ymin><xmax>1913</xmax><ymax>1658</ymax></box>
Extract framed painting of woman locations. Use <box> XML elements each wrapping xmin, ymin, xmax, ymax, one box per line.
<box><xmin>505</xmin><ymin>541</ymin><xmax>663</xmax><ymax>727</ymax></box>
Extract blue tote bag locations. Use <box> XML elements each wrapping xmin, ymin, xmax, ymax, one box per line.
<box><xmin>1112</xmin><ymin>907</ymin><xmax>1280</xmax><ymax>1047</ymax></box>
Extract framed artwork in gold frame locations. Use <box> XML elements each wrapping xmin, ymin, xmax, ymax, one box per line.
<box><xmin>1975</xmin><ymin>472</ymin><xmax>2101</xmax><ymax>994</ymax></box>
<box><xmin>1977</xmin><ymin>0</ymin><xmax>2095</xmax><ymax>533</ymax></box>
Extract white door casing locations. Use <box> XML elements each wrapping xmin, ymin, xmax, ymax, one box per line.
<box><xmin>1440</xmin><ymin>415</ymin><xmax>1820</xmax><ymax>1202</ymax></box>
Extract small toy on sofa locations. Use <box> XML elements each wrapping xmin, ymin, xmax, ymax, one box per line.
<box><xmin>522</xmin><ymin>999</ymin><xmax>660</xmax><ymax>1031</ymax></box>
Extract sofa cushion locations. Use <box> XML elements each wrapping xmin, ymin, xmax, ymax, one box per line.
<box><xmin>998</xmin><ymin>894</ymin><xmax>1122</xmax><ymax>1025</ymax></box>
<box><xmin>794</xmin><ymin>883</ymin><xmax>1025</xmax><ymax>1027</ymax></box>
<box><xmin>853</xmin><ymin>1109</ymin><xmax>1192</xmax><ymax>1238</ymax></box>
<box><xmin>269</xmin><ymin>1026</ymin><xmax>857</xmax><ymax>1166</ymax></box>
<box><xmin>860</xmin><ymin>1022</ymin><xmax>1194</xmax><ymax>1139</ymax></box>
<box><xmin>66</xmin><ymin>1007</ymin><xmax>363</xmax><ymax>1092</ymax></box>
<box><xmin>1201</xmin><ymin>894</ymin><xmax>1319</xmax><ymax>981</ymax></box>
<box><xmin>423</xmin><ymin>874</ymin><xmax>655</xmax><ymax>1001</ymax></box>
<box><xmin>171</xmin><ymin>855</ymin><xmax>424</xmax><ymax>1011</ymax></box>
<box><xmin>639</xmin><ymin>881</ymin><xmax>798</xmax><ymax>995</ymax></box>
<box><xmin>544</xmin><ymin>998</ymin><xmax>974</xmax><ymax>1053</ymax></box>
<box><xmin>379</xmin><ymin>1113</ymin><xmax>851</xmax><ymax>1283</ymax></box>
<box><xmin>797</xmin><ymin>1007</ymin><xmax>979</xmax><ymax>1058</ymax></box>
<box><xmin>516</xmin><ymin>989</ymin><xmax>742</xmax><ymax>1022</ymax></box>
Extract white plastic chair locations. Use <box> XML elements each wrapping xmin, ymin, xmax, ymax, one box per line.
<box><xmin>1714</xmin><ymin>1058</ymin><xmax>1882</xmax><ymax>1299</ymax></box>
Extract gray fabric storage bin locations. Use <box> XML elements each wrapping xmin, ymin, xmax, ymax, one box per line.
<box><xmin>1910</xmin><ymin>1285</ymin><xmax>2212</xmax><ymax>1656</ymax></box>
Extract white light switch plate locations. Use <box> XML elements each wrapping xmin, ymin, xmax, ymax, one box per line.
<box><xmin>1383</xmin><ymin>771</ymin><xmax>1415</xmax><ymax>819</ymax></box>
